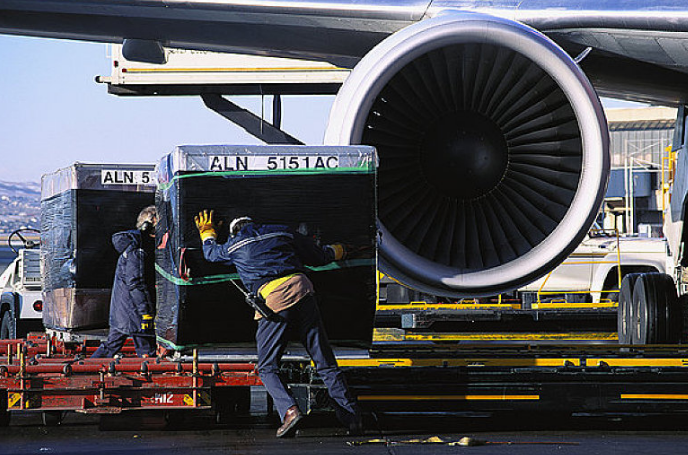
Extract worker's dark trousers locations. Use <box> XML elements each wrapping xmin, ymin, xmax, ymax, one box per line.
<box><xmin>256</xmin><ymin>294</ymin><xmax>361</xmax><ymax>424</ymax></box>
<box><xmin>91</xmin><ymin>328</ymin><xmax>156</xmax><ymax>358</ymax></box>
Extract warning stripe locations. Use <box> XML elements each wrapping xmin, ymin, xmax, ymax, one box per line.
<box><xmin>621</xmin><ymin>394</ymin><xmax>688</xmax><ymax>400</ymax></box>
<box><xmin>357</xmin><ymin>394</ymin><xmax>539</xmax><ymax>401</ymax></box>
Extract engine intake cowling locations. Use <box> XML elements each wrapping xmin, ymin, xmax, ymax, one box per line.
<box><xmin>324</xmin><ymin>12</ymin><xmax>609</xmax><ymax>297</ymax></box>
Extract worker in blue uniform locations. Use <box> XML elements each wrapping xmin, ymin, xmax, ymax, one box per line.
<box><xmin>195</xmin><ymin>210</ymin><xmax>363</xmax><ymax>438</ymax></box>
<box><xmin>92</xmin><ymin>206</ymin><xmax>158</xmax><ymax>358</ymax></box>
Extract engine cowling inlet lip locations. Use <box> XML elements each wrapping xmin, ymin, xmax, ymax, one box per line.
<box><xmin>325</xmin><ymin>12</ymin><xmax>609</xmax><ymax>297</ymax></box>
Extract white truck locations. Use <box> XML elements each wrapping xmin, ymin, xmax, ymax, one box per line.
<box><xmin>0</xmin><ymin>229</ymin><xmax>43</xmax><ymax>339</ymax></box>
<box><xmin>376</xmin><ymin>229</ymin><xmax>669</xmax><ymax>339</ymax></box>
<box><xmin>519</xmin><ymin>230</ymin><xmax>669</xmax><ymax>308</ymax></box>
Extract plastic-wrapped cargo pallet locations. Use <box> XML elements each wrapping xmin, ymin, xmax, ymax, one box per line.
<box><xmin>41</xmin><ymin>163</ymin><xmax>156</xmax><ymax>330</ymax></box>
<box><xmin>156</xmin><ymin>145</ymin><xmax>378</xmax><ymax>348</ymax></box>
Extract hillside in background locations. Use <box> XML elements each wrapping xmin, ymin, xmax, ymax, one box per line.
<box><xmin>0</xmin><ymin>180</ymin><xmax>40</xmax><ymax>234</ymax></box>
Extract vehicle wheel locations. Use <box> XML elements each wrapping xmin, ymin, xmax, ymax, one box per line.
<box><xmin>618</xmin><ymin>273</ymin><xmax>640</xmax><ymax>344</ymax></box>
<box><xmin>42</xmin><ymin>411</ymin><xmax>63</xmax><ymax>427</ymax></box>
<box><xmin>632</xmin><ymin>273</ymin><xmax>679</xmax><ymax>344</ymax></box>
<box><xmin>0</xmin><ymin>311</ymin><xmax>15</xmax><ymax>340</ymax></box>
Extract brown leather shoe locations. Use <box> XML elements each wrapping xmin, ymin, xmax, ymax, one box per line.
<box><xmin>276</xmin><ymin>405</ymin><xmax>302</xmax><ymax>438</ymax></box>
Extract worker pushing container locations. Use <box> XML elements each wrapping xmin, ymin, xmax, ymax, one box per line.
<box><xmin>155</xmin><ymin>145</ymin><xmax>378</xmax><ymax>348</ymax></box>
<box><xmin>40</xmin><ymin>163</ymin><xmax>156</xmax><ymax>331</ymax></box>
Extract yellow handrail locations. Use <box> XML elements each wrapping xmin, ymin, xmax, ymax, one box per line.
<box><xmin>661</xmin><ymin>145</ymin><xmax>677</xmax><ymax>216</ymax></box>
<box><xmin>535</xmin><ymin>228</ymin><xmax>622</xmax><ymax>307</ymax></box>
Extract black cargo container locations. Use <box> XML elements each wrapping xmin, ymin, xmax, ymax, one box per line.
<box><xmin>41</xmin><ymin>163</ymin><xmax>156</xmax><ymax>330</ymax></box>
<box><xmin>155</xmin><ymin>146</ymin><xmax>377</xmax><ymax>348</ymax></box>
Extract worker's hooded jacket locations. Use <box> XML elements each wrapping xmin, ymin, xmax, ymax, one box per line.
<box><xmin>202</xmin><ymin>223</ymin><xmax>335</xmax><ymax>295</ymax></box>
<box><xmin>109</xmin><ymin>230</ymin><xmax>156</xmax><ymax>335</ymax></box>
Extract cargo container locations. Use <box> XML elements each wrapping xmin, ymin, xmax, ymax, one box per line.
<box><xmin>41</xmin><ymin>163</ymin><xmax>156</xmax><ymax>332</ymax></box>
<box><xmin>154</xmin><ymin>145</ymin><xmax>378</xmax><ymax>347</ymax></box>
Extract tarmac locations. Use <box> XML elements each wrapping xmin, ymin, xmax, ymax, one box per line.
<box><xmin>3</xmin><ymin>388</ymin><xmax>688</xmax><ymax>455</ymax></box>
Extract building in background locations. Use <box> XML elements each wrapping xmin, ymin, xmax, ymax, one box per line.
<box><xmin>603</xmin><ymin>107</ymin><xmax>676</xmax><ymax>237</ymax></box>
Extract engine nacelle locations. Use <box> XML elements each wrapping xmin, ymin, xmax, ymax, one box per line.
<box><xmin>325</xmin><ymin>12</ymin><xmax>610</xmax><ymax>297</ymax></box>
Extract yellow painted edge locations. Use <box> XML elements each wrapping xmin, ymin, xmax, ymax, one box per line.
<box><xmin>560</xmin><ymin>259</ymin><xmax>617</xmax><ymax>264</ymax></box>
<box><xmin>358</xmin><ymin>394</ymin><xmax>539</xmax><ymax>401</ymax></box>
<box><xmin>590</xmin><ymin>358</ymin><xmax>688</xmax><ymax>367</ymax></box>
<box><xmin>621</xmin><ymin>394</ymin><xmax>688</xmax><ymax>400</ymax></box>
<box><xmin>532</xmin><ymin>302</ymin><xmax>618</xmax><ymax>309</ymax></box>
<box><xmin>377</xmin><ymin>304</ymin><xmax>521</xmax><ymax>311</ymax></box>
<box><xmin>337</xmin><ymin>358</ymin><xmax>581</xmax><ymax>368</ymax></box>
<box><xmin>372</xmin><ymin>329</ymin><xmax>618</xmax><ymax>342</ymax></box>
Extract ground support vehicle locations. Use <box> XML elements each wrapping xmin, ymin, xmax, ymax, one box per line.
<box><xmin>7</xmin><ymin>334</ymin><xmax>688</xmax><ymax>426</ymax></box>
<box><xmin>616</xmin><ymin>107</ymin><xmax>688</xmax><ymax>345</ymax></box>
<box><xmin>0</xmin><ymin>229</ymin><xmax>43</xmax><ymax>340</ymax></box>
<box><xmin>375</xmin><ymin>230</ymin><xmax>668</xmax><ymax>345</ymax></box>
<box><xmin>0</xmin><ymin>334</ymin><xmax>261</xmax><ymax>426</ymax></box>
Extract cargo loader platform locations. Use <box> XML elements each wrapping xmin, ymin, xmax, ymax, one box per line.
<box><xmin>5</xmin><ymin>334</ymin><xmax>688</xmax><ymax>426</ymax></box>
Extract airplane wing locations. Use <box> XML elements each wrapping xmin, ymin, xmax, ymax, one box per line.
<box><xmin>2</xmin><ymin>0</ymin><xmax>688</xmax><ymax>99</ymax></box>
<box><xmin>1</xmin><ymin>0</ymin><xmax>686</xmax><ymax>296</ymax></box>
<box><xmin>0</xmin><ymin>0</ymin><xmax>430</xmax><ymax>67</ymax></box>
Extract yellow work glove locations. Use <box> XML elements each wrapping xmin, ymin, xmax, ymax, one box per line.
<box><xmin>195</xmin><ymin>209</ymin><xmax>217</xmax><ymax>241</ymax></box>
<box><xmin>141</xmin><ymin>314</ymin><xmax>154</xmax><ymax>331</ymax></box>
<box><xmin>327</xmin><ymin>243</ymin><xmax>347</xmax><ymax>261</ymax></box>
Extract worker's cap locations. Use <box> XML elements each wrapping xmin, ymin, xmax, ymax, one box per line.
<box><xmin>229</xmin><ymin>216</ymin><xmax>253</xmax><ymax>236</ymax></box>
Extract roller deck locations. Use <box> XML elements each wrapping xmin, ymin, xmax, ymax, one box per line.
<box><xmin>4</xmin><ymin>333</ymin><xmax>688</xmax><ymax>425</ymax></box>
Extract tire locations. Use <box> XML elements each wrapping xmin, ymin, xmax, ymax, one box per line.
<box><xmin>632</xmin><ymin>273</ymin><xmax>679</xmax><ymax>344</ymax></box>
<box><xmin>0</xmin><ymin>311</ymin><xmax>15</xmax><ymax>340</ymax></box>
<box><xmin>618</xmin><ymin>273</ymin><xmax>640</xmax><ymax>344</ymax></box>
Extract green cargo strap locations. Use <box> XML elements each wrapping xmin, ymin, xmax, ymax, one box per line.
<box><xmin>157</xmin><ymin>165</ymin><xmax>374</xmax><ymax>191</ymax></box>
<box><xmin>155</xmin><ymin>258</ymin><xmax>375</xmax><ymax>286</ymax></box>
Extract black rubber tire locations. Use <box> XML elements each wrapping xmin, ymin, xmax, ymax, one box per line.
<box><xmin>633</xmin><ymin>274</ymin><xmax>658</xmax><ymax>344</ymax></box>
<box><xmin>42</xmin><ymin>410</ymin><xmax>63</xmax><ymax>426</ymax></box>
<box><xmin>618</xmin><ymin>273</ymin><xmax>640</xmax><ymax>344</ymax></box>
<box><xmin>632</xmin><ymin>273</ymin><xmax>679</xmax><ymax>344</ymax></box>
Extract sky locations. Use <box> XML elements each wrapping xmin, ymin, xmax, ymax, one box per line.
<box><xmin>0</xmin><ymin>35</ymin><xmax>335</xmax><ymax>183</ymax></box>
<box><xmin>0</xmin><ymin>34</ymin><xmax>647</xmax><ymax>184</ymax></box>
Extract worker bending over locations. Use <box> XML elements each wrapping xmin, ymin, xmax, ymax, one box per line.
<box><xmin>92</xmin><ymin>206</ymin><xmax>157</xmax><ymax>358</ymax></box>
<box><xmin>195</xmin><ymin>210</ymin><xmax>363</xmax><ymax>438</ymax></box>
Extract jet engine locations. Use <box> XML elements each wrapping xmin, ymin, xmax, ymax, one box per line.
<box><xmin>325</xmin><ymin>12</ymin><xmax>610</xmax><ymax>297</ymax></box>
